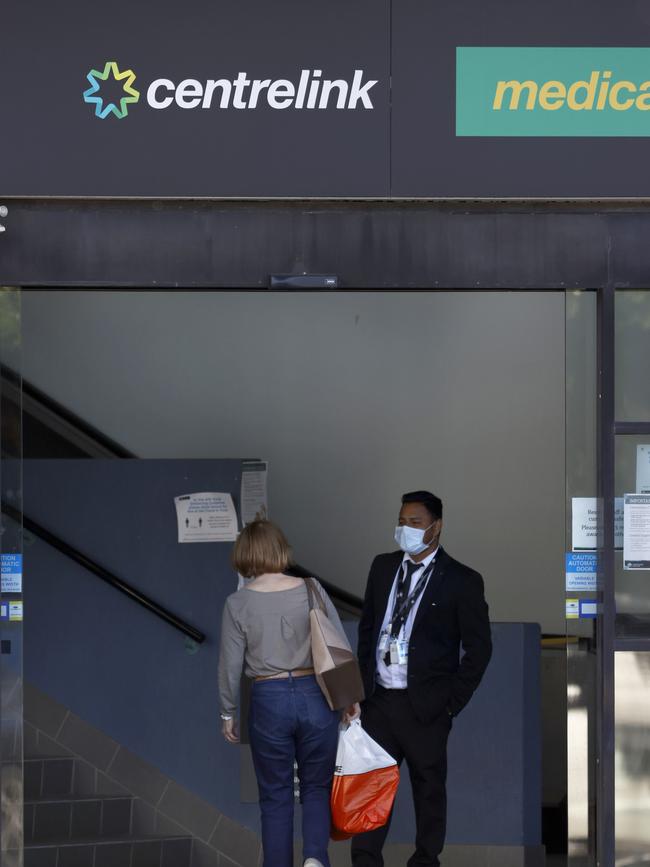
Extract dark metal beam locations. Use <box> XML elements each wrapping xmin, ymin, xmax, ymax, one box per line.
<box><xmin>0</xmin><ymin>198</ymin><xmax>633</xmax><ymax>289</ymax></box>
<box><xmin>614</xmin><ymin>421</ymin><xmax>650</xmax><ymax>436</ymax></box>
<box><xmin>614</xmin><ymin>638</ymin><xmax>650</xmax><ymax>652</ymax></box>
<box><xmin>596</xmin><ymin>284</ymin><xmax>616</xmax><ymax>867</ymax></box>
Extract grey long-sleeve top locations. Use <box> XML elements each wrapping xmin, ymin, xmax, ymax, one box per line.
<box><xmin>218</xmin><ymin>579</ymin><xmax>348</xmax><ymax>717</ymax></box>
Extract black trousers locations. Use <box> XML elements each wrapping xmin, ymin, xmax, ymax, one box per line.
<box><xmin>350</xmin><ymin>685</ymin><xmax>451</xmax><ymax>867</ymax></box>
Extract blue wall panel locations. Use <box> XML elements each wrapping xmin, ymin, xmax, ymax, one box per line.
<box><xmin>24</xmin><ymin>458</ymin><xmax>260</xmax><ymax>829</ymax></box>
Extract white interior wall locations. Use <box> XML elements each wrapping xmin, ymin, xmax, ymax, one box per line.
<box><xmin>19</xmin><ymin>290</ymin><xmax>566</xmax><ymax>631</ymax></box>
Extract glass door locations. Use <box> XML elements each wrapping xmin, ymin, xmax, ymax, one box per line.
<box><xmin>612</xmin><ymin>289</ymin><xmax>650</xmax><ymax>867</ymax></box>
<box><xmin>566</xmin><ymin>289</ymin><xmax>598</xmax><ymax>867</ymax></box>
<box><xmin>0</xmin><ymin>286</ymin><xmax>24</xmax><ymax>866</ymax></box>
<box><xmin>569</xmin><ymin>286</ymin><xmax>650</xmax><ymax>867</ymax></box>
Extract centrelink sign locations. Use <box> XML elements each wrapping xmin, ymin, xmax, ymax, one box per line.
<box><xmin>457</xmin><ymin>47</ymin><xmax>650</xmax><ymax>136</ymax></box>
<box><xmin>83</xmin><ymin>62</ymin><xmax>378</xmax><ymax>119</ymax></box>
<box><xmin>4</xmin><ymin>0</ymin><xmax>650</xmax><ymax>198</ymax></box>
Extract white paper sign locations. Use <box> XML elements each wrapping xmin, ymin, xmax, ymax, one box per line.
<box><xmin>572</xmin><ymin>497</ymin><xmax>624</xmax><ymax>551</ymax></box>
<box><xmin>572</xmin><ymin>498</ymin><xmax>599</xmax><ymax>550</ymax></box>
<box><xmin>624</xmin><ymin>494</ymin><xmax>650</xmax><ymax>570</ymax></box>
<box><xmin>174</xmin><ymin>492</ymin><xmax>238</xmax><ymax>543</ymax></box>
<box><xmin>241</xmin><ymin>461</ymin><xmax>268</xmax><ymax>527</ymax></box>
<box><xmin>637</xmin><ymin>445</ymin><xmax>650</xmax><ymax>494</ymax></box>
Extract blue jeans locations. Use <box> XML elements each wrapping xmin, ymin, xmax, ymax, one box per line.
<box><xmin>249</xmin><ymin>674</ymin><xmax>339</xmax><ymax>867</ymax></box>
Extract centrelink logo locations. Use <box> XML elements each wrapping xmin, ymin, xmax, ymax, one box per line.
<box><xmin>83</xmin><ymin>62</ymin><xmax>140</xmax><ymax>119</ymax></box>
<box><xmin>83</xmin><ymin>63</ymin><xmax>378</xmax><ymax>118</ymax></box>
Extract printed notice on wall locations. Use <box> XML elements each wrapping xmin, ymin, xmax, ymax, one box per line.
<box><xmin>624</xmin><ymin>494</ymin><xmax>650</xmax><ymax>570</ymax></box>
<box><xmin>637</xmin><ymin>445</ymin><xmax>650</xmax><ymax>494</ymax></box>
<box><xmin>241</xmin><ymin>461</ymin><xmax>268</xmax><ymax>527</ymax></box>
<box><xmin>572</xmin><ymin>497</ymin><xmax>624</xmax><ymax>551</ymax></box>
<box><xmin>174</xmin><ymin>493</ymin><xmax>238</xmax><ymax>543</ymax></box>
<box><xmin>1</xmin><ymin>554</ymin><xmax>22</xmax><ymax>593</ymax></box>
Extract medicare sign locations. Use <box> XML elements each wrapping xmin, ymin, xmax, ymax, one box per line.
<box><xmin>457</xmin><ymin>47</ymin><xmax>650</xmax><ymax>136</ymax></box>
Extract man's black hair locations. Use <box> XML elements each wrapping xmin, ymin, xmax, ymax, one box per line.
<box><xmin>401</xmin><ymin>490</ymin><xmax>443</xmax><ymax>521</ymax></box>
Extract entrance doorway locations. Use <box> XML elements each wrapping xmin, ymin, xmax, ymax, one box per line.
<box><xmin>1</xmin><ymin>285</ymin><xmax>644</xmax><ymax>865</ymax></box>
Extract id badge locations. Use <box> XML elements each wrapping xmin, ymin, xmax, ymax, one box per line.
<box><xmin>397</xmin><ymin>639</ymin><xmax>409</xmax><ymax>665</ymax></box>
<box><xmin>389</xmin><ymin>640</ymin><xmax>401</xmax><ymax>665</ymax></box>
<box><xmin>378</xmin><ymin>631</ymin><xmax>390</xmax><ymax>654</ymax></box>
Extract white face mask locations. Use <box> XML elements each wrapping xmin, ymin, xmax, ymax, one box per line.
<box><xmin>394</xmin><ymin>522</ymin><xmax>435</xmax><ymax>556</ymax></box>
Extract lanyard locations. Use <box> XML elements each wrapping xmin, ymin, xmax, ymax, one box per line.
<box><xmin>389</xmin><ymin>559</ymin><xmax>436</xmax><ymax>636</ymax></box>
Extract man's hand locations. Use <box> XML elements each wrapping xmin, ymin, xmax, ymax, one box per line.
<box><xmin>341</xmin><ymin>702</ymin><xmax>361</xmax><ymax>724</ymax></box>
<box><xmin>222</xmin><ymin>717</ymin><xmax>239</xmax><ymax>744</ymax></box>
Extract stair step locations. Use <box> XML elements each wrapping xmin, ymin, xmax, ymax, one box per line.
<box><xmin>26</xmin><ymin>833</ymin><xmax>191</xmax><ymax>846</ymax></box>
<box><xmin>25</xmin><ymin>794</ymin><xmax>132</xmax><ymax>805</ymax></box>
<box><xmin>25</xmin><ymin>795</ymin><xmax>133</xmax><ymax>843</ymax></box>
<box><xmin>24</xmin><ymin>756</ymin><xmax>128</xmax><ymax>799</ymax></box>
<box><xmin>24</xmin><ymin>835</ymin><xmax>192</xmax><ymax>867</ymax></box>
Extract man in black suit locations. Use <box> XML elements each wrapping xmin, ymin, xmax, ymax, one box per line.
<box><xmin>351</xmin><ymin>490</ymin><xmax>492</xmax><ymax>867</ymax></box>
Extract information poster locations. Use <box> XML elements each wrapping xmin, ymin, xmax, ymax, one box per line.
<box><xmin>174</xmin><ymin>492</ymin><xmax>238</xmax><ymax>543</ymax></box>
<box><xmin>637</xmin><ymin>445</ymin><xmax>650</xmax><ymax>494</ymax></box>
<box><xmin>624</xmin><ymin>494</ymin><xmax>650</xmax><ymax>570</ymax></box>
<box><xmin>240</xmin><ymin>461</ymin><xmax>268</xmax><ymax>526</ymax></box>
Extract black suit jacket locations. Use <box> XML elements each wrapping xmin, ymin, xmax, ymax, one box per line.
<box><xmin>357</xmin><ymin>547</ymin><xmax>492</xmax><ymax>723</ymax></box>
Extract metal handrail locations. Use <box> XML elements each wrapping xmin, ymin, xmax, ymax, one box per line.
<box><xmin>1</xmin><ymin>364</ymin><xmax>136</xmax><ymax>459</ymax></box>
<box><xmin>286</xmin><ymin>563</ymin><xmax>363</xmax><ymax>616</ymax></box>
<box><xmin>1</xmin><ymin>501</ymin><xmax>205</xmax><ymax>644</ymax></box>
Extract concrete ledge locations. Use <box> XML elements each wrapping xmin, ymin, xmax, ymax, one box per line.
<box><xmin>327</xmin><ymin>841</ymin><xmax>546</xmax><ymax>867</ymax></box>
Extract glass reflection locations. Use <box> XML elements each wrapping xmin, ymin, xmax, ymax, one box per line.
<box><xmin>615</xmin><ymin>436</ymin><xmax>650</xmax><ymax>637</ymax></box>
<box><xmin>615</xmin><ymin>652</ymin><xmax>650</xmax><ymax>865</ymax></box>
<box><xmin>0</xmin><ymin>287</ymin><xmax>23</xmax><ymax>866</ymax></box>
<box><xmin>616</xmin><ymin>290</ymin><xmax>650</xmax><ymax>423</ymax></box>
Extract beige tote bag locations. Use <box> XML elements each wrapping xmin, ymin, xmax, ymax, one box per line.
<box><xmin>305</xmin><ymin>577</ymin><xmax>365</xmax><ymax>711</ymax></box>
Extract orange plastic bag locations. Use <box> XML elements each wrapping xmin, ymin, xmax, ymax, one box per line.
<box><xmin>330</xmin><ymin>720</ymin><xmax>399</xmax><ymax>839</ymax></box>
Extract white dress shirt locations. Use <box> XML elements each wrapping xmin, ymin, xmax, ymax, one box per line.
<box><xmin>375</xmin><ymin>548</ymin><xmax>438</xmax><ymax>689</ymax></box>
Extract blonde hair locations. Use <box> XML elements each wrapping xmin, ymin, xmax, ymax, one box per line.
<box><xmin>232</xmin><ymin>520</ymin><xmax>292</xmax><ymax>578</ymax></box>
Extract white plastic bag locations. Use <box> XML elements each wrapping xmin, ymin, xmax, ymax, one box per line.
<box><xmin>331</xmin><ymin>720</ymin><xmax>399</xmax><ymax>838</ymax></box>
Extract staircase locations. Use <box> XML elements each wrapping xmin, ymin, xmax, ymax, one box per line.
<box><xmin>24</xmin><ymin>754</ymin><xmax>192</xmax><ymax>867</ymax></box>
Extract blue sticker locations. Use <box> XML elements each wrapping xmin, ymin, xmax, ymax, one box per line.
<box><xmin>579</xmin><ymin>599</ymin><xmax>598</xmax><ymax>619</ymax></box>
<box><xmin>1</xmin><ymin>553</ymin><xmax>22</xmax><ymax>593</ymax></box>
<box><xmin>566</xmin><ymin>553</ymin><xmax>598</xmax><ymax>591</ymax></box>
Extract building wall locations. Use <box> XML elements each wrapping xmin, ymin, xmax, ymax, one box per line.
<box><xmin>19</xmin><ymin>289</ymin><xmax>566</xmax><ymax>631</ymax></box>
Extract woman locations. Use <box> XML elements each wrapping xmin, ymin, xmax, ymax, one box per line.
<box><xmin>218</xmin><ymin>520</ymin><xmax>359</xmax><ymax>867</ymax></box>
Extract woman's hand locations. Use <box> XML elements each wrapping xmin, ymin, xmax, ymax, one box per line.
<box><xmin>341</xmin><ymin>702</ymin><xmax>361</xmax><ymax>724</ymax></box>
<box><xmin>222</xmin><ymin>717</ymin><xmax>239</xmax><ymax>744</ymax></box>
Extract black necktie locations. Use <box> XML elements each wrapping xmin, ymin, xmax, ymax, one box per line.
<box><xmin>383</xmin><ymin>560</ymin><xmax>423</xmax><ymax>664</ymax></box>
